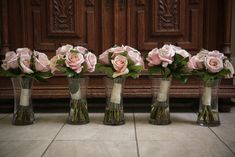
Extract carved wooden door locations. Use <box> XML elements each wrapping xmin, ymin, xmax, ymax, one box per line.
<box><xmin>0</xmin><ymin>0</ymin><xmax>234</xmax><ymax>101</ymax></box>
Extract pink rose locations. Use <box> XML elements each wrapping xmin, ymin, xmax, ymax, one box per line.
<box><xmin>16</xmin><ymin>48</ymin><xmax>32</xmax><ymax>56</ymax></box>
<box><xmin>56</xmin><ymin>44</ymin><xmax>73</xmax><ymax>56</ymax></box>
<box><xmin>224</xmin><ymin>60</ymin><xmax>234</xmax><ymax>78</ymax></box>
<box><xmin>208</xmin><ymin>50</ymin><xmax>225</xmax><ymax>59</ymax></box>
<box><xmin>110</xmin><ymin>46</ymin><xmax>125</xmax><ymax>58</ymax></box>
<box><xmin>128</xmin><ymin>50</ymin><xmax>144</xmax><ymax>66</ymax></box>
<box><xmin>74</xmin><ymin>46</ymin><xmax>88</xmax><ymax>54</ymax></box>
<box><xmin>146</xmin><ymin>48</ymin><xmax>161</xmax><ymax>67</ymax></box>
<box><xmin>196</xmin><ymin>49</ymin><xmax>209</xmax><ymax>62</ymax></box>
<box><xmin>99</xmin><ymin>50</ymin><xmax>110</xmax><ymax>65</ymax></box>
<box><xmin>50</xmin><ymin>55</ymin><xmax>63</xmax><ymax>73</ymax></box>
<box><xmin>111</xmin><ymin>55</ymin><xmax>129</xmax><ymax>78</ymax></box>
<box><xmin>158</xmin><ymin>44</ymin><xmax>175</xmax><ymax>67</ymax></box>
<box><xmin>1</xmin><ymin>51</ymin><xmax>19</xmax><ymax>70</ymax></box>
<box><xmin>34</xmin><ymin>51</ymin><xmax>50</xmax><ymax>72</ymax></box>
<box><xmin>124</xmin><ymin>46</ymin><xmax>139</xmax><ymax>53</ymax></box>
<box><xmin>204</xmin><ymin>56</ymin><xmax>223</xmax><ymax>73</ymax></box>
<box><xmin>187</xmin><ymin>56</ymin><xmax>203</xmax><ymax>70</ymax></box>
<box><xmin>176</xmin><ymin>49</ymin><xmax>190</xmax><ymax>58</ymax></box>
<box><xmin>65</xmin><ymin>51</ymin><xmax>84</xmax><ymax>73</ymax></box>
<box><xmin>85</xmin><ymin>52</ymin><xmax>97</xmax><ymax>72</ymax></box>
<box><xmin>18</xmin><ymin>48</ymin><xmax>34</xmax><ymax>74</ymax></box>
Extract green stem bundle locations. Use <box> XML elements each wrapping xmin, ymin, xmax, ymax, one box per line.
<box><xmin>103</xmin><ymin>102</ymin><xmax>124</xmax><ymax>125</ymax></box>
<box><xmin>13</xmin><ymin>106</ymin><xmax>34</xmax><ymax>125</ymax></box>
<box><xmin>67</xmin><ymin>99</ymin><xmax>89</xmax><ymax>124</ymax></box>
<box><xmin>197</xmin><ymin>105</ymin><xmax>220</xmax><ymax>126</ymax></box>
<box><xmin>149</xmin><ymin>101</ymin><xmax>171</xmax><ymax>125</ymax></box>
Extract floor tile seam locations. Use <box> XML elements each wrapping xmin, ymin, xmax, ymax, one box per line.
<box><xmin>133</xmin><ymin>112</ymin><xmax>140</xmax><ymax>157</ymax></box>
<box><xmin>51</xmin><ymin>139</ymin><xmax>137</xmax><ymax>142</ymax></box>
<box><xmin>209</xmin><ymin>127</ymin><xmax>235</xmax><ymax>155</ymax></box>
<box><xmin>0</xmin><ymin>114</ymin><xmax>10</xmax><ymax>120</ymax></box>
<box><xmin>41</xmin><ymin>122</ymin><xmax>66</xmax><ymax>157</ymax></box>
<box><xmin>0</xmin><ymin>139</ymin><xmax>52</xmax><ymax>142</ymax></box>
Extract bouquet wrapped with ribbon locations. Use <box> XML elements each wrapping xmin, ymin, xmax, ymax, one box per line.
<box><xmin>97</xmin><ymin>45</ymin><xmax>144</xmax><ymax>125</ymax></box>
<box><xmin>1</xmin><ymin>48</ymin><xmax>53</xmax><ymax>125</ymax></box>
<box><xmin>51</xmin><ymin>44</ymin><xmax>97</xmax><ymax>124</ymax></box>
<box><xmin>188</xmin><ymin>49</ymin><xmax>234</xmax><ymax>126</ymax></box>
<box><xmin>146</xmin><ymin>44</ymin><xmax>190</xmax><ymax>125</ymax></box>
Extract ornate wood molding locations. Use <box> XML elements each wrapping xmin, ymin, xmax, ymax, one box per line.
<box><xmin>158</xmin><ymin>0</ymin><xmax>179</xmax><ymax>31</ymax></box>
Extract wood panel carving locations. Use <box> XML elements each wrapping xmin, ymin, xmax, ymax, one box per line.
<box><xmin>30</xmin><ymin>0</ymin><xmax>98</xmax><ymax>53</ymax></box>
<box><xmin>135</xmin><ymin>0</ymin><xmax>203</xmax><ymax>53</ymax></box>
<box><xmin>50</xmin><ymin>0</ymin><xmax>74</xmax><ymax>33</ymax></box>
<box><xmin>158</xmin><ymin>0</ymin><xmax>179</xmax><ymax>31</ymax></box>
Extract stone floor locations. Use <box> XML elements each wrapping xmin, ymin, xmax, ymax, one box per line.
<box><xmin>0</xmin><ymin>108</ymin><xmax>235</xmax><ymax>157</ymax></box>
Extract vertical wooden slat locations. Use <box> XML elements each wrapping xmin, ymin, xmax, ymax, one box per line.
<box><xmin>222</xmin><ymin>0</ymin><xmax>232</xmax><ymax>57</ymax></box>
<box><xmin>1</xmin><ymin>0</ymin><xmax>9</xmax><ymax>56</ymax></box>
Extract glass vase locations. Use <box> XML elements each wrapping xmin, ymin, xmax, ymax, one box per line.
<box><xmin>103</xmin><ymin>77</ymin><xmax>125</xmax><ymax>125</ymax></box>
<box><xmin>149</xmin><ymin>77</ymin><xmax>171</xmax><ymax>125</ymax></box>
<box><xmin>67</xmin><ymin>77</ymin><xmax>89</xmax><ymax>125</ymax></box>
<box><xmin>11</xmin><ymin>77</ymin><xmax>35</xmax><ymax>125</ymax></box>
<box><xmin>197</xmin><ymin>79</ymin><xmax>220</xmax><ymax>127</ymax></box>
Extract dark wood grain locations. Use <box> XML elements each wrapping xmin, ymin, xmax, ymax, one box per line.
<box><xmin>0</xmin><ymin>0</ymin><xmax>234</xmax><ymax>101</ymax></box>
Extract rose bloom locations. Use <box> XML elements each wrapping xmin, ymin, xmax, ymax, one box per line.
<box><xmin>34</xmin><ymin>51</ymin><xmax>50</xmax><ymax>72</ymax></box>
<box><xmin>196</xmin><ymin>49</ymin><xmax>209</xmax><ymax>62</ymax></box>
<box><xmin>146</xmin><ymin>48</ymin><xmax>161</xmax><ymax>67</ymax></box>
<box><xmin>1</xmin><ymin>51</ymin><xmax>19</xmax><ymax>70</ymax></box>
<box><xmin>204</xmin><ymin>56</ymin><xmax>223</xmax><ymax>73</ymax></box>
<box><xmin>111</xmin><ymin>55</ymin><xmax>129</xmax><ymax>78</ymax></box>
<box><xmin>208</xmin><ymin>50</ymin><xmax>225</xmax><ymax>59</ymax></box>
<box><xmin>99</xmin><ymin>49</ymin><xmax>110</xmax><ymax>65</ymax></box>
<box><xmin>85</xmin><ymin>52</ymin><xmax>97</xmax><ymax>72</ymax></box>
<box><xmin>176</xmin><ymin>49</ymin><xmax>190</xmax><ymax>58</ymax></box>
<box><xmin>187</xmin><ymin>56</ymin><xmax>202</xmax><ymax>70</ymax></box>
<box><xmin>224</xmin><ymin>60</ymin><xmax>234</xmax><ymax>78</ymax></box>
<box><xmin>124</xmin><ymin>46</ymin><xmax>139</xmax><ymax>54</ymax></box>
<box><xmin>50</xmin><ymin>55</ymin><xmax>63</xmax><ymax>73</ymax></box>
<box><xmin>65</xmin><ymin>51</ymin><xmax>84</xmax><ymax>73</ymax></box>
<box><xmin>16</xmin><ymin>48</ymin><xmax>33</xmax><ymax>58</ymax></box>
<box><xmin>17</xmin><ymin>48</ymin><xmax>34</xmax><ymax>74</ymax></box>
<box><xmin>74</xmin><ymin>46</ymin><xmax>88</xmax><ymax>54</ymax></box>
<box><xmin>128</xmin><ymin>50</ymin><xmax>144</xmax><ymax>66</ymax></box>
<box><xmin>56</xmin><ymin>44</ymin><xmax>73</xmax><ymax>56</ymax></box>
<box><xmin>158</xmin><ymin>44</ymin><xmax>175</xmax><ymax>67</ymax></box>
<box><xmin>110</xmin><ymin>46</ymin><xmax>125</xmax><ymax>58</ymax></box>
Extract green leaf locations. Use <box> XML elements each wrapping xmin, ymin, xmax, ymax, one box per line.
<box><xmin>38</xmin><ymin>71</ymin><xmax>53</xmax><ymax>78</ymax></box>
<box><xmin>128</xmin><ymin>65</ymin><xmax>143</xmax><ymax>72</ymax></box>
<box><xmin>148</xmin><ymin>66</ymin><xmax>161</xmax><ymax>75</ymax></box>
<box><xmin>0</xmin><ymin>68</ymin><xmax>22</xmax><ymax>77</ymax></box>
<box><xmin>127</xmin><ymin>71</ymin><xmax>139</xmax><ymax>79</ymax></box>
<box><xmin>174</xmin><ymin>54</ymin><xmax>184</xmax><ymax>64</ymax></box>
<box><xmin>96</xmin><ymin>63</ymin><xmax>114</xmax><ymax>78</ymax></box>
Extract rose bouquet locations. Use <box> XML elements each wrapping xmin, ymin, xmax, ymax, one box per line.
<box><xmin>1</xmin><ymin>48</ymin><xmax>53</xmax><ymax>125</ymax></box>
<box><xmin>188</xmin><ymin>49</ymin><xmax>234</xmax><ymax>126</ymax></box>
<box><xmin>97</xmin><ymin>45</ymin><xmax>144</xmax><ymax>125</ymax></box>
<box><xmin>51</xmin><ymin>44</ymin><xmax>97</xmax><ymax>124</ymax></box>
<box><xmin>146</xmin><ymin>44</ymin><xmax>190</xmax><ymax>125</ymax></box>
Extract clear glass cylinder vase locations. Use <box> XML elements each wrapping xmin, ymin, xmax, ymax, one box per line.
<box><xmin>149</xmin><ymin>77</ymin><xmax>171</xmax><ymax>125</ymax></box>
<box><xmin>197</xmin><ymin>79</ymin><xmax>220</xmax><ymax>127</ymax></box>
<box><xmin>67</xmin><ymin>77</ymin><xmax>89</xmax><ymax>125</ymax></box>
<box><xmin>103</xmin><ymin>77</ymin><xmax>125</xmax><ymax>125</ymax></box>
<box><xmin>11</xmin><ymin>77</ymin><xmax>35</xmax><ymax>125</ymax></box>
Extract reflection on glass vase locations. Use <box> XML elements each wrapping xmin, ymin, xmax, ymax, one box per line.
<box><xmin>149</xmin><ymin>77</ymin><xmax>171</xmax><ymax>125</ymax></box>
<box><xmin>197</xmin><ymin>79</ymin><xmax>220</xmax><ymax>127</ymax></box>
<box><xmin>67</xmin><ymin>77</ymin><xmax>89</xmax><ymax>125</ymax></box>
<box><xmin>103</xmin><ymin>77</ymin><xmax>125</xmax><ymax>125</ymax></box>
<box><xmin>11</xmin><ymin>77</ymin><xmax>35</xmax><ymax>125</ymax></box>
